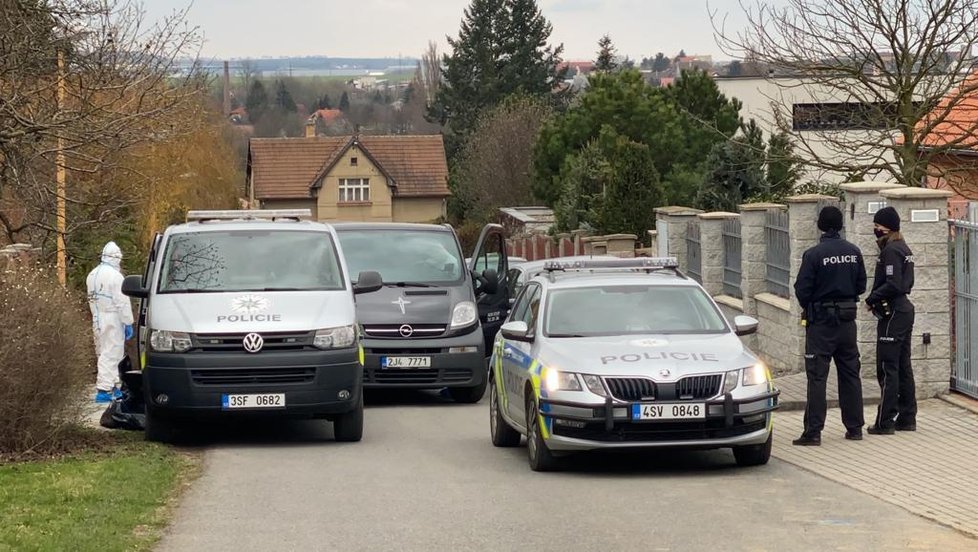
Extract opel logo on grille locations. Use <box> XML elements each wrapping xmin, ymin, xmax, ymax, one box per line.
<box><xmin>398</xmin><ymin>324</ymin><xmax>414</xmax><ymax>338</ymax></box>
<box><xmin>243</xmin><ymin>333</ymin><xmax>264</xmax><ymax>353</ymax></box>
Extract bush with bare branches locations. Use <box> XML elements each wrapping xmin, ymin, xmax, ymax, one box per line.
<box><xmin>0</xmin><ymin>264</ymin><xmax>94</xmax><ymax>454</ymax></box>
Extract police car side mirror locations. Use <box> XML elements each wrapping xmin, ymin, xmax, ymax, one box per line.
<box><xmin>500</xmin><ymin>320</ymin><xmax>532</xmax><ymax>342</ymax></box>
<box><xmin>121</xmin><ymin>275</ymin><xmax>148</xmax><ymax>299</ymax></box>
<box><xmin>354</xmin><ymin>271</ymin><xmax>383</xmax><ymax>295</ymax></box>
<box><xmin>733</xmin><ymin>315</ymin><xmax>759</xmax><ymax>336</ymax></box>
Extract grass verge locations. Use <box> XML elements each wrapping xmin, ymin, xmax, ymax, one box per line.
<box><xmin>0</xmin><ymin>430</ymin><xmax>199</xmax><ymax>552</ymax></box>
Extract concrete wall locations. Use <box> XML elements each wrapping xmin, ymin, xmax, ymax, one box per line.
<box><xmin>656</xmin><ymin>184</ymin><xmax>954</xmax><ymax>396</ymax></box>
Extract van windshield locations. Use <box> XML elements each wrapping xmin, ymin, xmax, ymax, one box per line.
<box><xmin>337</xmin><ymin>229</ymin><xmax>464</xmax><ymax>284</ymax></box>
<box><xmin>157</xmin><ymin>230</ymin><xmax>345</xmax><ymax>293</ymax></box>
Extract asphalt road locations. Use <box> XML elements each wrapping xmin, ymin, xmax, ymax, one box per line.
<box><xmin>157</xmin><ymin>390</ymin><xmax>976</xmax><ymax>552</ymax></box>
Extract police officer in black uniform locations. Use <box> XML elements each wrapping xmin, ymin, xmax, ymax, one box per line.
<box><xmin>792</xmin><ymin>206</ymin><xmax>867</xmax><ymax>446</ymax></box>
<box><xmin>865</xmin><ymin>206</ymin><xmax>916</xmax><ymax>435</ymax></box>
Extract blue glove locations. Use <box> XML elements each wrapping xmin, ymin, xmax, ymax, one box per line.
<box><xmin>124</xmin><ymin>324</ymin><xmax>134</xmax><ymax>340</ymax></box>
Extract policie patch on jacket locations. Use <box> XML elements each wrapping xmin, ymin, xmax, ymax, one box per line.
<box><xmin>886</xmin><ymin>265</ymin><xmax>894</xmax><ymax>276</ymax></box>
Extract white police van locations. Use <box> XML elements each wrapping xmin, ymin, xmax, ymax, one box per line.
<box><xmin>122</xmin><ymin>210</ymin><xmax>382</xmax><ymax>443</ymax></box>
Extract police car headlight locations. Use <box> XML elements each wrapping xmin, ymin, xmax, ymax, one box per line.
<box><xmin>544</xmin><ymin>368</ymin><xmax>582</xmax><ymax>392</ymax></box>
<box><xmin>742</xmin><ymin>362</ymin><xmax>770</xmax><ymax>386</ymax></box>
<box><xmin>450</xmin><ymin>301</ymin><xmax>477</xmax><ymax>330</ymax></box>
<box><xmin>722</xmin><ymin>369</ymin><xmax>740</xmax><ymax>394</ymax></box>
<box><xmin>581</xmin><ymin>374</ymin><xmax>608</xmax><ymax>397</ymax></box>
<box><xmin>314</xmin><ymin>325</ymin><xmax>357</xmax><ymax>349</ymax></box>
<box><xmin>150</xmin><ymin>330</ymin><xmax>192</xmax><ymax>353</ymax></box>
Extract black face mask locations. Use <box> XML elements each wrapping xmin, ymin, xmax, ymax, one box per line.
<box><xmin>874</xmin><ymin>229</ymin><xmax>887</xmax><ymax>239</ymax></box>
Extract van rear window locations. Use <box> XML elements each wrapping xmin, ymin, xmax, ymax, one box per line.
<box><xmin>157</xmin><ymin>231</ymin><xmax>345</xmax><ymax>293</ymax></box>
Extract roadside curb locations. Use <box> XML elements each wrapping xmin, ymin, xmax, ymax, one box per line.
<box><xmin>938</xmin><ymin>393</ymin><xmax>978</xmax><ymax>416</ymax></box>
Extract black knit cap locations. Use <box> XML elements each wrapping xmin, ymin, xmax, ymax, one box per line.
<box><xmin>873</xmin><ymin>206</ymin><xmax>900</xmax><ymax>231</ymax></box>
<box><xmin>817</xmin><ymin>206</ymin><xmax>844</xmax><ymax>232</ymax></box>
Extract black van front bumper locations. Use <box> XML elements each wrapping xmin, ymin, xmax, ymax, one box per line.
<box><xmin>361</xmin><ymin>328</ymin><xmax>486</xmax><ymax>389</ymax></box>
<box><xmin>143</xmin><ymin>349</ymin><xmax>361</xmax><ymax>419</ymax></box>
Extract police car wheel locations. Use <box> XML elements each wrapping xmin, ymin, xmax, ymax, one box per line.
<box><xmin>526</xmin><ymin>398</ymin><xmax>558</xmax><ymax>472</ymax></box>
<box><xmin>733</xmin><ymin>431</ymin><xmax>773</xmax><ymax>467</ymax></box>
<box><xmin>490</xmin><ymin>377</ymin><xmax>521</xmax><ymax>447</ymax></box>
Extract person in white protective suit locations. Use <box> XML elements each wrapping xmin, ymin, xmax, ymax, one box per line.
<box><xmin>86</xmin><ymin>241</ymin><xmax>134</xmax><ymax>403</ymax></box>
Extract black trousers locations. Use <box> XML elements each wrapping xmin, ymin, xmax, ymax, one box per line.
<box><xmin>875</xmin><ymin>306</ymin><xmax>916</xmax><ymax>428</ymax></box>
<box><xmin>803</xmin><ymin>318</ymin><xmax>864</xmax><ymax>435</ymax></box>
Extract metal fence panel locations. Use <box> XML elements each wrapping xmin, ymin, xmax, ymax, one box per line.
<box><xmin>951</xmin><ymin>219</ymin><xmax>978</xmax><ymax>399</ymax></box>
<box><xmin>686</xmin><ymin>220</ymin><xmax>702</xmax><ymax>283</ymax></box>
<box><xmin>765</xmin><ymin>208</ymin><xmax>790</xmax><ymax>298</ymax></box>
<box><xmin>722</xmin><ymin>218</ymin><xmax>742</xmax><ymax>298</ymax></box>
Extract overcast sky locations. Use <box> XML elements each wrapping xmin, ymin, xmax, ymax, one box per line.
<box><xmin>143</xmin><ymin>0</ymin><xmax>752</xmax><ymax>61</ymax></box>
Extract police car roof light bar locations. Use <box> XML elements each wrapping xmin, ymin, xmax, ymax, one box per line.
<box><xmin>543</xmin><ymin>257</ymin><xmax>680</xmax><ymax>272</ymax></box>
<box><xmin>186</xmin><ymin>209</ymin><xmax>312</xmax><ymax>223</ymax></box>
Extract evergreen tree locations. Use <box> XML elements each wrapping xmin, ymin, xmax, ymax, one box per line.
<box><xmin>652</xmin><ymin>52</ymin><xmax>670</xmax><ymax>72</ymax></box>
<box><xmin>595</xmin><ymin>34</ymin><xmax>618</xmax><ymax>72</ymax></box>
<box><xmin>696</xmin><ymin>120</ymin><xmax>767</xmax><ymax>211</ymax></box>
<box><xmin>339</xmin><ymin>91</ymin><xmax>350</xmax><ymax>112</ymax></box>
<box><xmin>764</xmin><ymin>131</ymin><xmax>802</xmax><ymax>198</ymax></box>
<box><xmin>245</xmin><ymin>80</ymin><xmax>269</xmax><ymax>123</ymax></box>
<box><xmin>435</xmin><ymin>0</ymin><xmax>564</xmax><ymax>137</ymax></box>
<box><xmin>317</xmin><ymin>93</ymin><xmax>332</xmax><ymax>110</ymax></box>
<box><xmin>274</xmin><ymin>80</ymin><xmax>297</xmax><ymax>112</ymax></box>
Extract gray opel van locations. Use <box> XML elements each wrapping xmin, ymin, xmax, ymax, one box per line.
<box><xmin>121</xmin><ymin>210</ymin><xmax>382</xmax><ymax>442</ymax></box>
<box><xmin>334</xmin><ymin>223</ymin><xmax>511</xmax><ymax>403</ymax></box>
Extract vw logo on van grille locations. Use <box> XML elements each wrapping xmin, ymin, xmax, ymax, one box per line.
<box><xmin>398</xmin><ymin>324</ymin><xmax>414</xmax><ymax>338</ymax></box>
<box><xmin>242</xmin><ymin>333</ymin><xmax>264</xmax><ymax>353</ymax></box>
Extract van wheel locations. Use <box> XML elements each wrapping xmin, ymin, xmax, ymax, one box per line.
<box><xmin>526</xmin><ymin>397</ymin><xmax>559</xmax><ymax>472</ymax></box>
<box><xmin>733</xmin><ymin>431</ymin><xmax>773</xmax><ymax>467</ymax></box>
<box><xmin>333</xmin><ymin>394</ymin><xmax>364</xmax><ymax>442</ymax></box>
<box><xmin>490</xmin><ymin>377</ymin><xmax>521</xmax><ymax>447</ymax></box>
<box><xmin>144</xmin><ymin>408</ymin><xmax>176</xmax><ymax>443</ymax></box>
<box><xmin>448</xmin><ymin>377</ymin><xmax>487</xmax><ymax>403</ymax></box>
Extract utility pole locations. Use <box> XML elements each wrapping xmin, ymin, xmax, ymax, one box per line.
<box><xmin>56</xmin><ymin>49</ymin><xmax>67</xmax><ymax>286</ymax></box>
<box><xmin>223</xmin><ymin>60</ymin><xmax>231</xmax><ymax>116</ymax></box>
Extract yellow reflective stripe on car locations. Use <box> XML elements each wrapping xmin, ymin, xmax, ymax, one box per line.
<box><xmin>140</xmin><ymin>351</ymin><xmax>146</xmax><ymax>370</ymax></box>
<box><xmin>494</xmin><ymin>353</ymin><xmax>508</xmax><ymax>410</ymax></box>
<box><xmin>358</xmin><ymin>344</ymin><xmax>365</xmax><ymax>365</ymax></box>
<box><xmin>527</xmin><ymin>360</ymin><xmax>551</xmax><ymax>439</ymax></box>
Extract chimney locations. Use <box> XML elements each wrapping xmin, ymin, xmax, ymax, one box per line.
<box><xmin>222</xmin><ymin>60</ymin><xmax>231</xmax><ymax>116</ymax></box>
<box><xmin>304</xmin><ymin>117</ymin><xmax>316</xmax><ymax>138</ymax></box>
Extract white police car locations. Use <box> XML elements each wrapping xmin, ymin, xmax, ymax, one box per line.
<box><xmin>488</xmin><ymin>258</ymin><xmax>780</xmax><ymax>471</ymax></box>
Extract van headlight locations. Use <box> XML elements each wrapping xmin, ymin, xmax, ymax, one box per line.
<box><xmin>450</xmin><ymin>301</ymin><xmax>477</xmax><ymax>330</ymax></box>
<box><xmin>742</xmin><ymin>362</ymin><xmax>770</xmax><ymax>386</ymax></box>
<box><xmin>150</xmin><ymin>330</ymin><xmax>192</xmax><ymax>353</ymax></box>
<box><xmin>314</xmin><ymin>325</ymin><xmax>357</xmax><ymax>349</ymax></box>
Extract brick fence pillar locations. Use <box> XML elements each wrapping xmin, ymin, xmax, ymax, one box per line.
<box><xmin>840</xmin><ymin>181</ymin><xmax>906</xmax><ymax>374</ymax></box>
<box><xmin>697</xmin><ymin>212</ymin><xmax>739</xmax><ymax>297</ymax></box>
<box><xmin>879</xmin><ymin>186</ymin><xmax>954</xmax><ymax>397</ymax></box>
<box><xmin>737</xmin><ymin>203</ymin><xmax>783</xmax><ymax>319</ymax></box>
<box><xmin>653</xmin><ymin>206</ymin><xmax>703</xmax><ymax>273</ymax></box>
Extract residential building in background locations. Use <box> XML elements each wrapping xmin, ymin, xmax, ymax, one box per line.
<box><xmin>246</xmin><ymin>134</ymin><xmax>449</xmax><ymax>223</ymax></box>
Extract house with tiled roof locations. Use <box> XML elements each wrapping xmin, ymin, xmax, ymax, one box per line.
<box><xmin>246</xmin><ymin>133</ymin><xmax>450</xmax><ymax>223</ymax></box>
<box><xmin>919</xmin><ymin>72</ymin><xmax>978</xmax><ymax>217</ymax></box>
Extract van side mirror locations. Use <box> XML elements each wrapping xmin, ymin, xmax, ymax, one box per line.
<box><xmin>500</xmin><ymin>320</ymin><xmax>532</xmax><ymax>342</ymax></box>
<box><xmin>733</xmin><ymin>315</ymin><xmax>759</xmax><ymax>336</ymax></box>
<box><xmin>354</xmin><ymin>271</ymin><xmax>383</xmax><ymax>295</ymax></box>
<box><xmin>479</xmin><ymin>269</ymin><xmax>499</xmax><ymax>295</ymax></box>
<box><xmin>121</xmin><ymin>275</ymin><xmax>148</xmax><ymax>298</ymax></box>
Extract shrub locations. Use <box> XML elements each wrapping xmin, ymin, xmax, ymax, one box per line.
<box><xmin>0</xmin><ymin>264</ymin><xmax>94</xmax><ymax>455</ymax></box>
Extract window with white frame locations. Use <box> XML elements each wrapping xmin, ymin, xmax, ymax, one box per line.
<box><xmin>339</xmin><ymin>178</ymin><xmax>370</xmax><ymax>203</ymax></box>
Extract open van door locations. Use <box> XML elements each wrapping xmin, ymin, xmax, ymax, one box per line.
<box><xmin>136</xmin><ymin>233</ymin><xmax>162</xmax><ymax>369</ymax></box>
<box><xmin>468</xmin><ymin>224</ymin><xmax>511</xmax><ymax>355</ymax></box>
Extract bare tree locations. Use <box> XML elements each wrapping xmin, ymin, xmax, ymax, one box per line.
<box><xmin>0</xmin><ymin>0</ymin><xmax>207</xmax><ymax>250</ymax></box>
<box><xmin>237</xmin><ymin>58</ymin><xmax>261</xmax><ymax>99</ymax></box>
<box><xmin>413</xmin><ymin>41</ymin><xmax>441</xmax><ymax>108</ymax></box>
<box><xmin>713</xmin><ymin>0</ymin><xmax>978</xmax><ymax>189</ymax></box>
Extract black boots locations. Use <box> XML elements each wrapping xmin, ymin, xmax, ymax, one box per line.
<box><xmin>792</xmin><ymin>433</ymin><xmax>821</xmax><ymax>446</ymax></box>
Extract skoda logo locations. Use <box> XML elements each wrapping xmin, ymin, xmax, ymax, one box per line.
<box><xmin>398</xmin><ymin>324</ymin><xmax>414</xmax><ymax>338</ymax></box>
<box><xmin>243</xmin><ymin>333</ymin><xmax>264</xmax><ymax>353</ymax></box>
<box><xmin>659</xmin><ymin>368</ymin><xmax>672</xmax><ymax>378</ymax></box>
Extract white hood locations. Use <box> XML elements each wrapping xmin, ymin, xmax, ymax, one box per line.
<box><xmin>101</xmin><ymin>241</ymin><xmax>122</xmax><ymax>270</ymax></box>
<box><xmin>147</xmin><ymin>290</ymin><xmax>355</xmax><ymax>334</ymax></box>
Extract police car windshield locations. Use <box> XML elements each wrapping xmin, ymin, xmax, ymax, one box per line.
<box><xmin>545</xmin><ymin>285</ymin><xmax>727</xmax><ymax>336</ymax></box>
<box><xmin>157</xmin><ymin>231</ymin><xmax>345</xmax><ymax>293</ymax></box>
<box><xmin>337</xmin><ymin>229</ymin><xmax>464</xmax><ymax>284</ymax></box>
